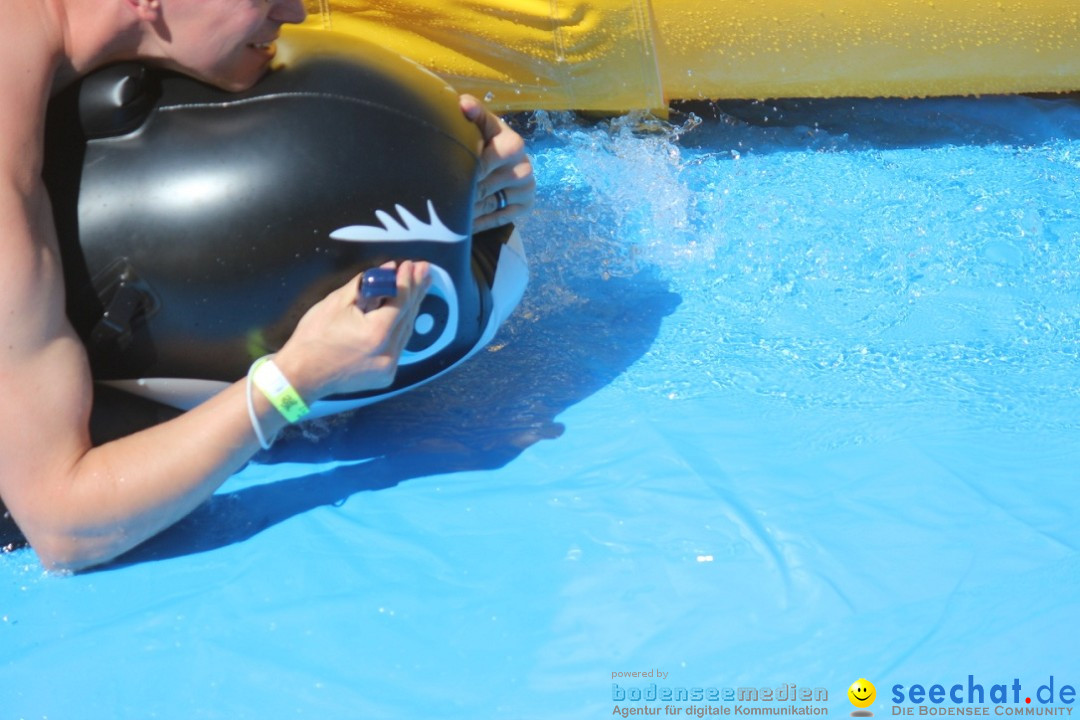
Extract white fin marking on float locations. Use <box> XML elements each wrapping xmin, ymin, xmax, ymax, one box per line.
<box><xmin>329</xmin><ymin>200</ymin><xmax>466</xmax><ymax>243</ymax></box>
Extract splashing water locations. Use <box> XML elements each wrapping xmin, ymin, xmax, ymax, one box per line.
<box><xmin>518</xmin><ymin>98</ymin><xmax>1080</xmax><ymax>443</ymax></box>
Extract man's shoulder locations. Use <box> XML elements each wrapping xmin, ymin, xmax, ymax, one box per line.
<box><xmin>0</xmin><ymin>3</ymin><xmax>61</xmax><ymax>173</ymax></box>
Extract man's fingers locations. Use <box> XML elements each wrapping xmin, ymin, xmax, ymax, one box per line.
<box><xmin>473</xmin><ymin>177</ymin><xmax>536</xmax><ymax>231</ymax></box>
<box><xmin>381</xmin><ymin>260</ymin><xmax>430</xmax><ymax>329</ymax></box>
<box><xmin>385</xmin><ymin>263</ymin><xmax>431</xmax><ymax>358</ymax></box>
<box><xmin>460</xmin><ymin>93</ymin><xmax>535</xmax><ymax>233</ymax></box>
<box><xmin>475</xmin><ymin>160</ymin><xmax>533</xmax><ymax>202</ymax></box>
<box><xmin>476</xmin><ymin>122</ymin><xmax>523</xmax><ymax>180</ymax></box>
<box><xmin>461</xmin><ymin>94</ymin><xmax>521</xmax><ymax>183</ymax></box>
<box><xmin>460</xmin><ymin>94</ymin><xmax>500</xmax><ymax>142</ymax></box>
<box><xmin>353</xmin><ymin>260</ymin><xmax>425</xmax><ymax>332</ymax></box>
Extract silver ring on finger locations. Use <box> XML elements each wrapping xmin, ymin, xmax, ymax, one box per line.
<box><xmin>494</xmin><ymin>189</ymin><xmax>509</xmax><ymax>211</ymax></box>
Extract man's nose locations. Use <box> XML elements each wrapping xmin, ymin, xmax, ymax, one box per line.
<box><xmin>269</xmin><ymin>0</ymin><xmax>307</xmax><ymax>24</ymax></box>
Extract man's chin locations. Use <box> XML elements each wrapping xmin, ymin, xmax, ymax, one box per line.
<box><xmin>142</xmin><ymin>57</ymin><xmax>269</xmax><ymax>92</ymax></box>
<box><xmin>183</xmin><ymin>52</ymin><xmax>274</xmax><ymax>92</ymax></box>
<box><xmin>203</xmin><ymin>64</ymin><xmax>272</xmax><ymax>92</ymax></box>
<box><xmin>216</xmin><ymin>73</ymin><xmax>266</xmax><ymax>92</ymax></box>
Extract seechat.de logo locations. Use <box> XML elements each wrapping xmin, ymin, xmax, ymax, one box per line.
<box><xmin>849</xmin><ymin>679</ymin><xmax>877</xmax><ymax>717</ymax></box>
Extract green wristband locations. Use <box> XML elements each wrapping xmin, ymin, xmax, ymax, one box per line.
<box><xmin>251</xmin><ymin>357</ymin><xmax>310</xmax><ymax>423</ymax></box>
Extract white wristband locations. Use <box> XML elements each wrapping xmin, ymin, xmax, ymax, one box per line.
<box><xmin>246</xmin><ymin>356</ymin><xmax>275</xmax><ymax>450</ymax></box>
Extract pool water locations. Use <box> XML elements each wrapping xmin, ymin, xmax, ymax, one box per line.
<box><xmin>3</xmin><ymin>95</ymin><xmax>1079</xmax><ymax>719</ymax></box>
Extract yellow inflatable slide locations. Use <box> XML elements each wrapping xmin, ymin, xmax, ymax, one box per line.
<box><xmin>301</xmin><ymin>0</ymin><xmax>1080</xmax><ymax>112</ymax></box>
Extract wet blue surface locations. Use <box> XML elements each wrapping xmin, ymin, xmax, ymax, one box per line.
<box><xmin>3</xmin><ymin>95</ymin><xmax>1079</xmax><ymax>719</ymax></box>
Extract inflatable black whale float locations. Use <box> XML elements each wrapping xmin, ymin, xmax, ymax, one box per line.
<box><xmin>44</xmin><ymin>30</ymin><xmax>528</xmax><ymax>419</ymax></box>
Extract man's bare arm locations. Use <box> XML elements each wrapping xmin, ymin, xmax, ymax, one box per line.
<box><xmin>0</xmin><ymin>162</ymin><xmax>430</xmax><ymax>571</ymax></box>
<box><xmin>0</xmin><ymin>29</ymin><xmax>430</xmax><ymax>570</ymax></box>
<box><xmin>0</xmin><ymin>0</ymin><xmax>542</xmax><ymax>572</ymax></box>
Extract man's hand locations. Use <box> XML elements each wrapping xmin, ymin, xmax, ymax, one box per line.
<box><xmin>460</xmin><ymin>94</ymin><xmax>536</xmax><ymax>233</ymax></box>
<box><xmin>274</xmin><ymin>260</ymin><xmax>431</xmax><ymax>401</ymax></box>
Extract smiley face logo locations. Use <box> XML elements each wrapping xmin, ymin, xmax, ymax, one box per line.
<box><xmin>848</xmin><ymin>679</ymin><xmax>876</xmax><ymax>715</ymax></box>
